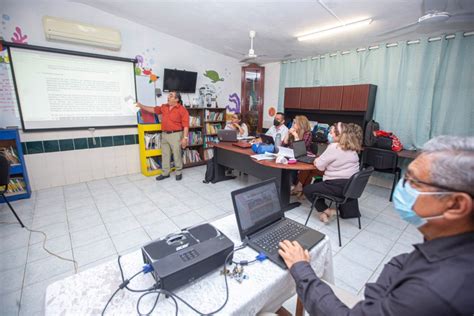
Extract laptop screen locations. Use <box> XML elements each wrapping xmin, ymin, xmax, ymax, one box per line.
<box><xmin>231</xmin><ymin>179</ymin><xmax>284</xmax><ymax>240</ymax></box>
<box><xmin>293</xmin><ymin>140</ymin><xmax>307</xmax><ymax>158</ymax></box>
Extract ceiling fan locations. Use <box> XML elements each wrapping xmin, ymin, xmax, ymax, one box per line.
<box><xmin>377</xmin><ymin>0</ymin><xmax>474</xmax><ymax>37</ymax></box>
<box><xmin>224</xmin><ymin>30</ymin><xmax>289</xmax><ymax>64</ymax></box>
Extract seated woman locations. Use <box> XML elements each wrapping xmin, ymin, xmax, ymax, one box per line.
<box><xmin>225</xmin><ymin>113</ymin><xmax>249</xmax><ymax>137</ymax></box>
<box><xmin>283</xmin><ymin>115</ymin><xmax>312</xmax><ymax>149</ymax></box>
<box><xmin>302</xmin><ymin>122</ymin><xmax>363</xmax><ymax>223</ymax></box>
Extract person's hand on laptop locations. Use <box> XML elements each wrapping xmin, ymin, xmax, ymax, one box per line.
<box><xmin>278</xmin><ymin>240</ymin><xmax>310</xmax><ymax>269</ymax></box>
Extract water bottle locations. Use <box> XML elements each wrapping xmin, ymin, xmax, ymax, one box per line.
<box><xmin>274</xmin><ymin>133</ymin><xmax>282</xmax><ymax>148</ymax></box>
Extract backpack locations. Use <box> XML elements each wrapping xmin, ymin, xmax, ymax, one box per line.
<box><xmin>364</xmin><ymin>120</ymin><xmax>380</xmax><ymax>147</ymax></box>
<box><xmin>203</xmin><ymin>157</ymin><xmax>215</xmax><ymax>183</ymax></box>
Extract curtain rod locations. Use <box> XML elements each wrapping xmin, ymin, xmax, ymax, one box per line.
<box><xmin>283</xmin><ymin>30</ymin><xmax>473</xmax><ymax>64</ymax></box>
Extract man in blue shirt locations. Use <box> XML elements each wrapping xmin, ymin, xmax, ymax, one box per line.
<box><xmin>279</xmin><ymin>135</ymin><xmax>474</xmax><ymax>315</ymax></box>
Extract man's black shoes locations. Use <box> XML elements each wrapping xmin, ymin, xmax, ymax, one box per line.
<box><xmin>176</xmin><ymin>174</ymin><xmax>182</xmax><ymax>181</ymax></box>
<box><xmin>156</xmin><ymin>174</ymin><xmax>170</xmax><ymax>181</ymax></box>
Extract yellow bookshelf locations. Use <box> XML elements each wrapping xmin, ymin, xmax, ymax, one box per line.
<box><xmin>138</xmin><ymin>123</ymin><xmax>163</xmax><ymax>176</ymax></box>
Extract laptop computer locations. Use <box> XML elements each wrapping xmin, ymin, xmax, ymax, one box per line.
<box><xmin>218</xmin><ymin>129</ymin><xmax>238</xmax><ymax>142</ymax></box>
<box><xmin>259</xmin><ymin>134</ymin><xmax>274</xmax><ymax>145</ymax></box>
<box><xmin>293</xmin><ymin>140</ymin><xmax>316</xmax><ymax>164</ymax></box>
<box><xmin>231</xmin><ymin>179</ymin><xmax>325</xmax><ymax>269</ymax></box>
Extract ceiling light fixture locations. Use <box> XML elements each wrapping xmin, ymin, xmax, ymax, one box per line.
<box><xmin>297</xmin><ymin>18</ymin><xmax>372</xmax><ymax>42</ymax></box>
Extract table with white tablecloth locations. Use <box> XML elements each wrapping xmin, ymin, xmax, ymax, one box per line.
<box><xmin>45</xmin><ymin>214</ymin><xmax>334</xmax><ymax>315</ymax></box>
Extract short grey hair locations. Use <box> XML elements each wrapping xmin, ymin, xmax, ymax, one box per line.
<box><xmin>422</xmin><ymin>136</ymin><xmax>474</xmax><ymax>196</ymax></box>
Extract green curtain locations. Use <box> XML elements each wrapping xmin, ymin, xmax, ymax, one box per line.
<box><xmin>278</xmin><ymin>32</ymin><xmax>474</xmax><ymax>149</ymax></box>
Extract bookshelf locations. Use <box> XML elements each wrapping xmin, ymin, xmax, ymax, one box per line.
<box><xmin>0</xmin><ymin>128</ymin><xmax>31</xmax><ymax>202</ymax></box>
<box><xmin>203</xmin><ymin>108</ymin><xmax>226</xmax><ymax>161</ymax></box>
<box><xmin>137</xmin><ymin>108</ymin><xmax>227</xmax><ymax>175</ymax></box>
<box><xmin>138</xmin><ymin>123</ymin><xmax>163</xmax><ymax>176</ymax></box>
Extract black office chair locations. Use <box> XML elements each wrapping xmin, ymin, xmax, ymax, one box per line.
<box><xmin>0</xmin><ymin>154</ymin><xmax>25</xmax><ymax>227</ymax></box>
<box><xmin>305</xmin><ymin>167</ymin><xmax>374</xmax><ymax>247</ymax></box>
<box><xmin>361</xmin><ymin>147</ymin><xmax>401</xmax><ymax>201</ymax></box>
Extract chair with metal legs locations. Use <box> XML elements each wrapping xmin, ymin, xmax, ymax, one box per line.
<box><xmin>305</xmin><ymin>167</ymin><xmax>374</xmax><ymax>246</ymax></box>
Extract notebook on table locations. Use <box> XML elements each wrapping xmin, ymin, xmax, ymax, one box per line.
<box><xmin>231</xmin><ymin>179</ymin><xmax>325</xmax><ymax>269</ymax></box>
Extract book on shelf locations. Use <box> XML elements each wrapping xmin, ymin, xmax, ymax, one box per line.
<box><xmin>6</xmin><ymin>177</ymin><xmax>26</xmax><ymax>193</ymax></box>
<box><xmin>188</xmin><ymin>131</ymin><xmax>203</xmax><ymax>146</ymax></box>
<box><xmin>205</xmin><ymin>110</ymin><xmax>224</xmax><ymax>121</ymax></box>
<box><xmin>144</xmin><ymin>133</ymin><xmax>161</xmax><ymax>149</ymax></box>
<box><xmin>189</xmin><ymin>115</ymin><xmax>201</xmax><ymax>127</ymax></box>
<box><xmin>147</xmin><ymin>157</ymin><xmax>161</xmax><ymax>171</ymax></box>
<box><xmin>205</xmin><ymin>123</ymin><xmax>222</xmax><ymax>134</ymax></box>
<box><xmin>182</xmin><ymin>149</ymin><xmax>202</xmax><ymax>164</ymax></box>
<box><xmin>0</xmin><ymin>146</ymin><xmax>20</xmax><ymax>165</ymax></box>
<box><xmin>203</xmin><ymin>148</ymin><xmax>214</xmax><ymax>160</ymax></box>
<box><xmin>203</xmin><ymin>136</ymin><xmax>219</xmax><ymax>148</ymax></box>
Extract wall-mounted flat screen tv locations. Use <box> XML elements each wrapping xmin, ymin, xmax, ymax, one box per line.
<box><xmin>163</xmin><ymin>68</ymin><xmax>197</xmax><ymax>93</ymax></box>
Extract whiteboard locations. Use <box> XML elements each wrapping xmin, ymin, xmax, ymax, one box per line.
<box><xmin>136</xmin><ymin>75</ymin><xmax>157</xmax><ymax>106</ymax></box>
<box><xmin>0</xmin><ymin>51</ymin><xmax>21</xmax><ymax>128</ymax></box>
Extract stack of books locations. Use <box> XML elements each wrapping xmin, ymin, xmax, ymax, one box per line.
<box><xmin>205</xmin><ymin>111</ymin><xmax>224</xmax><ymax>121</ymax></box>
<box><xmin>144</xmin><ymin>133</ymin><xmax>161</xmax><ymax>149</ymax></box>
<box><xmin>205</xmin><ymin>123</ymin><xmax>222</xmax><ymax>135</ymax></box>
<box><xmin>0</xmin><ymin>146</ymin><xmax>20</xmax><ymax>165</ymax></box>
<box><xmin>189</xmin><ymin>115</ymin><xmax>201</xmax><ymax>127</ymax></box>
<box><xmin>203</xmin><ymin>136</ymin><xmax>219</xmax><ymax>148</ymax></box>
<box><xmin>6</xmin><ymin>177</ymin><xmax>26</xmax><ymax>194</ymax></box>
<box><xmin>188</xmin><ymin>131</ymin><xmax>203</xmax><ymax>146</ymax></box>
<box><xmin>203</xmin><ymin>148</ymin><xmax>214</xmax><ymax>160</ymax></box>
<box><xmin>147</xmin><ymin>157</ymin><xmax>161</xmax><ymax>170</ymax></box>
<box><xmin>182</xmin><ymin>149</ymin><xmax>202</xmax><ymax>164</ymax></box>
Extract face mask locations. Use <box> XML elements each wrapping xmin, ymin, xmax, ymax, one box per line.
<box><xmin>392</xmin><ymin>179</ymin><xmax>449</xmax><ymax>228</ymax></box>
<box><xmin>327</xmin><ymin>133</ymin><xmax>335</xmax><ymax>143</ymax></box>
<box><xmin>273</xmin><ymin>119</ymin><xmax>281</xmax><ymax>127</ymax></box>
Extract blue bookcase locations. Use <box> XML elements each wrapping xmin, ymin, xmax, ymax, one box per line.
<box><xmin>0</xmin><ymin>128</ymin><xmax>31</xmax><ymax>202</ymax></box>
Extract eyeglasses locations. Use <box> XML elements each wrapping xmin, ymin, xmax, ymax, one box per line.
<box><xmin>402</xmin><ymin>174</ymin><xmax>460</xmax><ymax>194</ymax></box>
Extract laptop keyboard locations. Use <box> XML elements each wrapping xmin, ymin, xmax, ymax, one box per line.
<box><xmin>253</xmin><ymin>221</ymin><xmax>309</xmax><ymax>255</ymax></box>
<box><xmin>297</xmin><ymin>156</ymin><xmax>315</xmax><ymax>164</ymax></box>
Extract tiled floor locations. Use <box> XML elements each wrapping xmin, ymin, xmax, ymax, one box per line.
<box><xmin>0</xmin><ymin>166</ymin><xmax>423</xmax><ymax>315</ymax></box>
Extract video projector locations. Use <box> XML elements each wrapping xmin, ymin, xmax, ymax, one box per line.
<box><xmin>141</xmin><ymin>223</ymin><xmax>234</xmax><ymax>291</ymax></box>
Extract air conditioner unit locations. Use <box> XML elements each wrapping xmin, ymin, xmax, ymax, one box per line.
<box><xmin>42</xmin><ymin>16</ymin><xmax>122</xmax><ymax>50</ymax></box>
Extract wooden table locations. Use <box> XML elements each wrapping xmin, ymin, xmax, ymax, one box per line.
<box><xmin>212</xmin><ymin>142</ymin><xmax>317</xmax><ymax>211</ymax></box>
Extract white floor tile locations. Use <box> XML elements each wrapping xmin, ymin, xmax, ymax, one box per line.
<box><xmin>365</xmin><ymin>221</ymin><xmax>403</xmax><ymax>242</ymax></box>
<box><xmin>27</xmin><ymin>234</ymin><xmax>72</xmax><ymax>264</ymax></box>
<box><xmin>70</xmin><ymin>224</ymin><xmax>110</xmax><ymax>248</ymax></box>
<box><xmin>111</xmin><ymin>227</ymin><xmax>151</xmax><ymax>253</ymax></box>
<box><xmin>338</xmin><ymin>241</ymin><xmax>386</xmax><ymax>271</ymax></box>
<box><xmin>104</xmin><ymin>216</ymin><xmax>141</xmax><ymax>236</ymax></box>
<box><xmin>333</xmin><ymin>254</ymin><xmax>373</xmax><ymax>292</ymax></box>
<box><xmin>170</xmin><ymin>211</ymin><xmax>205</xmax><ymax>229</ymax></box>
<box><xmin>23</xmin><ymin>251</ymin><xmax>74</xmax><ymax>286</ymax></box>
<box><xmin>0</xmin><ymin>246</ymin><xmax>28</xmax><ymax>272</ymax></box>
<box><xmin>73</xmin><ymin>237</ymin><xmax>117</xmax><ymax>268</ymax></box>
<box><xmin>143</xmin><ymin>219</ymin><xmax>180</xmax><ymax>240</ymax></box>
<box><xmin>352</xmin><ymin>230</ymin><xmax>395</xmax><ymax>254</ymax></box>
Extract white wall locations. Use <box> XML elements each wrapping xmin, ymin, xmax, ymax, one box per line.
<box><xmin>1</xmin><ymin>0</ymin><xmax>241</xmax><ymax>190</ymax></box>
<box><xmin>262</xmin><ymin>62</ymin><xmax>281</xmax><ymax>128</ymax></box>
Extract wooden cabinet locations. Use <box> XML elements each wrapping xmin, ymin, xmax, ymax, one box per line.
<box><xmin>341</xmin><ymin>84</ymin><xmax>370</xmax><ymax>111</ymax></box>
<box><xmin>300</xmin><ymin>87</ymin><xmax>321</xmax><ymax>110</ymax></box>
<box><xmin>284</xmin><ymin>88</ymin><xmax>301</xmax><ymax>109</ymax></box>
<box><xmin>320</xmin><ymin>86</ymin><xmax>343</xmax><ymax>110</ymax></box>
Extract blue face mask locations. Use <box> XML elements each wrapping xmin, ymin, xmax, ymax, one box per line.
<box><xmin>327</xmin><ymin>133</ymin><xmax>334</xmax><ymax>143</ymax></box>
<box><xmin>392</xmin><ymin>179</ymin><xmax>449</xmax><ymax>228</ymax></box>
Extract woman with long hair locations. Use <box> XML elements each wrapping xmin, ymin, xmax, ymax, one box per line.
<box><xmin>225</xmin><ymin>113</ymin><xmax>249</xmax><ymax>137</ymax></box>
<box><xmin>303</xmin><ymin>122</ymin><xmax>363</xmax><ymax>222</ymax></box>
<box><xmin>283</xmin><ymin>115</ymin><xmax>312</xmax><ymax>150</ymax></box>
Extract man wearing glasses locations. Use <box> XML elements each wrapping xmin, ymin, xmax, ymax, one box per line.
<box><xmin>279</xmin><ymin>135</ymin><xmax>474</xmax><ymax>315</ymax></box>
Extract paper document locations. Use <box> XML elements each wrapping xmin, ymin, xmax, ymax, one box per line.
<box><xmin>124</xmin><ymin>95</ymin><xmax>139</xmax><ymax>113</ymax></box>
<box><xmin>237</xmin><ymin>136</ymin><xmax>255</xmax><ymax>140</ymax></box>
<box><xmin>251</xmin><ymin>154</ymin><xmax>276</xmax><ymax>161</ymax></box>
<box><xmin>277</xmin><ymin>146</ymin><xmax>294</xmax><ymax>158</ymax></box>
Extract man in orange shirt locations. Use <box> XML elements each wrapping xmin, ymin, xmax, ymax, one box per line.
<box><xmin>136</xmin><ymin>91</ymin><xmax>189</xmax><ymax>181</ymax></box>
